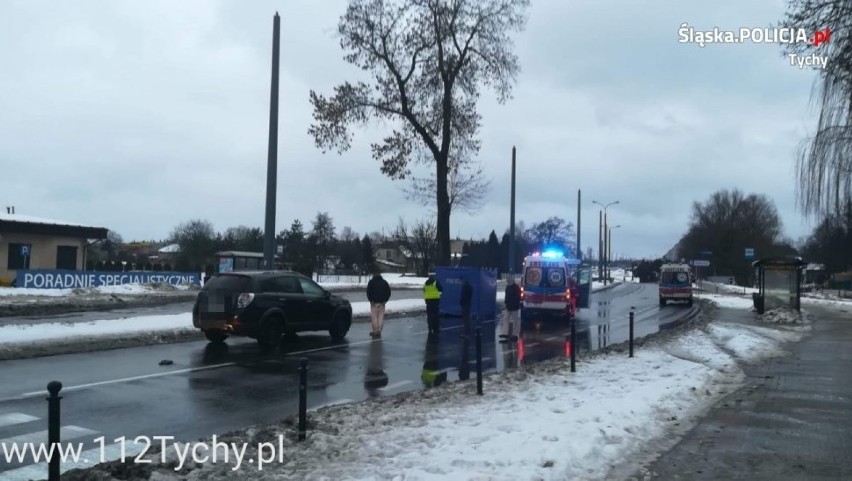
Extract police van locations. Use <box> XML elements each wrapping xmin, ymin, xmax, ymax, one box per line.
<box><xmin>520</xmin><ymin>250</ymin><xmax>582</xmax><ymax>322</ymax></box>
<box><xmin>659</xmin><ymin>263</ymin><xmax>693</xmax><ymax>306</ymax></box>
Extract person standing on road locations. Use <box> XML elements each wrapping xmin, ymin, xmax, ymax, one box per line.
<box><xmin>460</xmin><ymin>278</ymin><xmax>473</xmax><ymax>338</ymax></box>
<box><xmin>500</xmin><ymin>275</ymin><xmax>521</xmax><ymax>342</ymax></box>
<box><xmin>367</xmin><ymin>271</ymin><xmax>391</xmax><ymax>339</ymax></box>
<box><xmin>423</xmin><ymin>274</ymin><xmax>443</xmax><ymax>335</ymax></box>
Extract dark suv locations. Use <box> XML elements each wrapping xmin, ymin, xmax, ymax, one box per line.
<box><xmin>192</xmin><ymin>271</ymin><xmax>352</xmax><ymax>347</ymax></box>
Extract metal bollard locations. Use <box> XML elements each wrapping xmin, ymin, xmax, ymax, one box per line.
<box><xmin>629</xmin><ymin>308</ymin><xmax>635</xmax><ymax>358</ymax></box>
<box><xmin>475</xmin><ymin>327</ymin><xmax>483</xmax><ymax>395</ymax></box>
<box><xmin>47</xmin><ymin>381</ymin><xmax>62</xmax><ymax>481</ymax></box>
<box><xmin>298</xmin><ymin>358</ymin><xmax>307</xmax><ymax>441</ymax></box>
<box><xmin>570</xmin><ymin>318</ymin><xmax>576</xmax><ymax>372</ymax></box>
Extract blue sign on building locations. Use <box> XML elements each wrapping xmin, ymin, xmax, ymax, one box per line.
<box><xmin>15</xmin><ymin>270</ymin><xmax>200</xmax><ymax>289</ymax></box>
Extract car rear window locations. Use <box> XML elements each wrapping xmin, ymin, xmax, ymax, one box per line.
<box><xmin>203</xmin><ymin>274</ymin><xmax>252</xmax><ymax>292</ymax></box>
<box><xmin>661</xmin><ymin>271</ymin><xmax>690</xmax><ymax>285</ymax></box>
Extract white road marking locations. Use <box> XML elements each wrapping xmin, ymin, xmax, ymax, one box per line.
<box><xmin>0</xmin><ymin>413</ymin><xmax>39</xmax><ymax>428</ymax></box>
<box><xmin>9</xmin><ymin>322</ymin><xmax>502</xmax><ymax>399</ymax></box>
<box><xmin>377</xmin><ymin>381</ymin><xmax>414</xmax><ymax>392</ymax></box>
<box><xmin>19</xmin><ymin>363</ymin><xmax>236</xmax><ymax>398</ymax></box>
<box><xmin>468</xmin><ymin>357</ymin><xmax>493</xmax><ymax>364</ymax></box>
<box><xmin>0</xmin><ymin>425</ymin><xmax>97</xmax><ymax>446</ymax></box>
<box><xmin>309</xmin><ymin>399</ymin><xmax>356</xmax><ymax>411</ymax></box>
<box><xmin>0</xmin><ymin>442</ymin><xmax>146</xmax><ymax>481</ymax></box>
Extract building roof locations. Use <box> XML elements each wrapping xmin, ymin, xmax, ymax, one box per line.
<box><xmin>0</xmin><ymin>212</ymin><xmax>108</xmax><ymax>239</ymax></box>
<box><xmin>158</xmin><ymin>243</ymin><xmax>181</xmax><ymax>253</ymax></box>
<box><xmin>0</xmin><ymin>212</ymin><xmax>92</xmax><ymax>228</ymax></box>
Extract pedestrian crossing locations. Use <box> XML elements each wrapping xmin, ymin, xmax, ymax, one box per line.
<box><xmin>0</xmin><ymin>411</ymin><xmax>143</xmax><ymax>481</ymax></box>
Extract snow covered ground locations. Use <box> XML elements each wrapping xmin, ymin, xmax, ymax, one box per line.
<box><xmin>59</xmin><ymin>293</ymin><xmax>804</xmax><ymax>481</ymax></box>
<box><xmin>695</xmin><ymin>292</ymin><xmax>754</xmax><ymax>309</ymax></box>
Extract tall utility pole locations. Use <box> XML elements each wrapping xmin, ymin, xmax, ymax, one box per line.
<box><xmin>509</xmin><ymin>146</ymin><xmax>516</xmax><ymax>277</ymax></box>
<box><xmin>263</xmin><ymin>12</ymin><xmax>281</xmax><ymax>270</ymax></box>
<box><xmin>576</xmin><ymin>189</ymin><xmax>581</xmax><ymax>261</ymax></box>
<box><xmin>592</xmin><ymin>200</ymin><xmax>619</xmax><ymax>285</ymax></box>
<box><xmin>598</xmin><ymin>210</ymin><xmax>603</xmax><ymax>279</ymax></box>
<box><xmin>603</xmin><ymin>210</ymin><xmax>608</xmax><ymax>285</ymax></box>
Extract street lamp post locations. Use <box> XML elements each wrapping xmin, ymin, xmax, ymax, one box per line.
<box><xmin>592</xmin><ymin>200</ymin><xmax>619</xmax><ymax>285</ymax></box>
<box><xmin>608</xmin><ymin>225</ymin><xmax>621</xmax><ymax>282</ymax></box>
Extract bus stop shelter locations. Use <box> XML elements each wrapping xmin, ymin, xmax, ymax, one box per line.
<box><xmin>214</xmin><ymin>251</ymin><xmax>279</xmax><ymax>273</ymax></box>
<box><xmin>751</xmin><ymin>256</ymin><xmax>806</xmax><ymax>314</ymax></box>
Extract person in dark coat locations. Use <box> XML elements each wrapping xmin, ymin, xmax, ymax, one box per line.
<box><xmin>366</xmin><ymin>272</ymin><xmax>391</xmax><ymax>338</ymax></box>
<box><xmin>460</xmin><ymin>278</ymin><xmax>473</xmax><ymax>337</ymax></box>
<box><xmin>500</xmin><ymin>275</ymin><xmax>522</xmax><ymax>342</ymax></box>
<box><xmin>423</xmin><ymin>275</ymin><xmax>443</xmax><ymax>335</ymax></box>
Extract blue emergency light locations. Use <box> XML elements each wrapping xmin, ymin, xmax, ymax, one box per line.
<box><xmin>541</xmin><ymin>249</ymin><xmax>563</xmax><ymax>258</ymax></box>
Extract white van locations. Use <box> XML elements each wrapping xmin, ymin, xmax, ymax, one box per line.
<box><xmin>659</xmin><ymin>263</ymin><xmax>693</xmax><ymax>306</ymax></box>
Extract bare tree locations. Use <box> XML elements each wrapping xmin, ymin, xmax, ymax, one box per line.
<box><xmin>781</xmin><ymin>1</ymin><xmax>852</xmax><ymax>219</ymax></box>
<box><xmin>394</xmin><ymin>217</ymin><xmax>438</xmax><ymax>276</ymax></box>
<box><xmin>339</xmin><ymin>226</ymin><xmax>359</xmax><ymax>242</ymax></box>
<box><xmin>526</xmin><ymin>217</ymin><xmax>576</xmax><ymax>255</ymax></box>
<box><xmin>403</xmin><ymin>156</ymin><xmax>492</xmax><ymax>214</ymax></box>
<box><xmin>169</xmin><ymin>219</ymin><xmax>218</xmax><ymax>271</ymax></box>
<box><xmin>677</xmin><ymin>189</ymin><xmax>791</xmax><ymax>284</ymax></box>
<box><xmin>311</xmin><ymin>212</ymin><xmax>337</xmax><ymax>271</ymax></box>
<box><xmin>309</xmin><ymin>0</ymin><xmax>529</xmax><ymax>265</ymax></box>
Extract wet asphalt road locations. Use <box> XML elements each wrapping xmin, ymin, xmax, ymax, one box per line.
<box><xmin>0</xmin><ymin>283</ymin><xmax>695</xmax><ymax>477</ymax></box>
<box><xmin>0</xmin><ymin>288</ymin><xmax>423</xmax><ymax>327</ymax></box>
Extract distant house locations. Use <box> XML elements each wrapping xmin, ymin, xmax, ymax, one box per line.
<box><xmin>0</xmin><ymin>209</ymin><xmax>108</xmax><ymax>285</ymax></box>
<box><xmin>374</xmin><ymin>241</ymin><xmax>412</xmax><ymax>273</ymax></box>
<box><xmin>804</xmin><ymin>263</ymin><xmax>828</xmax><ymax>285</ymax></box>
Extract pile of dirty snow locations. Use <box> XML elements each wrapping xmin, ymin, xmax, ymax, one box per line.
<box><xmin>759</xmin><ymin>307</ymin><xmax>811</xmax><ymax>325</ymax></box>
<box><xmin>63</xmin><ymin>320</ymin><xmax>803</xmax><ymax>481</ymax></box>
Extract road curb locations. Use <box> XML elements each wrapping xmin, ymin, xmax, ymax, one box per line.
<box><xmin>659</xmin><ymin>302</ymin><xmax>705</xmax><ymax>331</ymax></box>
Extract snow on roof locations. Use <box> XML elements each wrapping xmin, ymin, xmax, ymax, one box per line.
<box><xmin>0</xmin><ymin>212</ymin><xmax>94</xmax><ymax>228</ymax></box>
<box><xmin>158</xmin><ymin>243</ymin><xmax>181</xmax><ymax>253</ymax></box>
<box><xmin>375</xmin><ymin>258</ymin><xmax>406</xmax><ymax>268</ymax></box>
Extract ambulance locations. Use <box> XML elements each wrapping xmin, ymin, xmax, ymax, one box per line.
<box><xmin>658</xmin><ymin>263</ymin><xmax>693</xmax><ymax>306</ymax></box>
<box><xmin>520</xmin><ymin>250</ymin><xmax>581</xmax><ymax>322</ymax></box>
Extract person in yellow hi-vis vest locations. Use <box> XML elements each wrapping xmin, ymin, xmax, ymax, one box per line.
<box><xmin>423</xmin><ymin>275</ymin><xmax>443</xmax><ymax>335</ymax></box>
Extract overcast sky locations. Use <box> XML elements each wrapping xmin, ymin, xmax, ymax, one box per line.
<box><xmin>0</xmin><ymin>0</ymin><xmax>823</xmax><ymax>259</ymax></box>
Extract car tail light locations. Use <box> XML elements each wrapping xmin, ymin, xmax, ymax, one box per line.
<box><xmin>565</xmin><ymin>288</ymin><xmax>571</xmax><ymax>300</ymax></box>
<box><xmin>520</xmin><ymin>287</ymin><xmax>525</xmax><ymax>300</ymax></box>
<box><xmin>237</xmin><ymin>293</ymin><xmax>255</xmax><ymax>308</ymax></box>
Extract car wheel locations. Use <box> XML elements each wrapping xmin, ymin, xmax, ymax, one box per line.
<box><xmin>204</xmin><ymin>330</ymin><xmax>228</xmax><ymax>343</ymax></box>
<box><xmin>257</xmin><ymin>316</ymin><xmax>285</xmax><ymax>348</ymax></box>
<box><xmin>329</xmin><ymin>310</ymin><xmax>351</xmax><ymax>341</ymax></box>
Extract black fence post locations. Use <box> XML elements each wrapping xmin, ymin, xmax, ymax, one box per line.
<box><xmin>629</xmin><ymin>308</ymin><xmax>635</xmax><ymax>358</ymax></box>
<box><xmin>47</xmin><ymin>381</ymin><xmax>62</xmax><ymax>481</ymax></box>
<box><xmin>475</xmin><ymin>327</ymin><xmax>483</xmax><ymax>395</ymax></box>
<box><xmin>298</xmin><ymin>358</ymin><xmax>307</xmax><ymax>441</ymax></box>
<box><xmin>570</xmin><ymin>318</ymin><xmax>577</xmax><ymax>372</ymax></box>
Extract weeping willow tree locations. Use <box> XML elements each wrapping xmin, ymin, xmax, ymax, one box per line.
<box><xmin>781</xmin><ymin>0</ymin><xmax>852</xmax><ymax>219</ymax></box>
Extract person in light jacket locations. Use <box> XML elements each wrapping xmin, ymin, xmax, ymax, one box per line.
<box><xmin>366</xmin><ymin>271</ymin><xmax>391</xmax><ymax>339</ymax></box>
<box><xmin>500</xmin><ymin>275</ymin><xmax>522</xmax><ymax>342</ymax></box>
